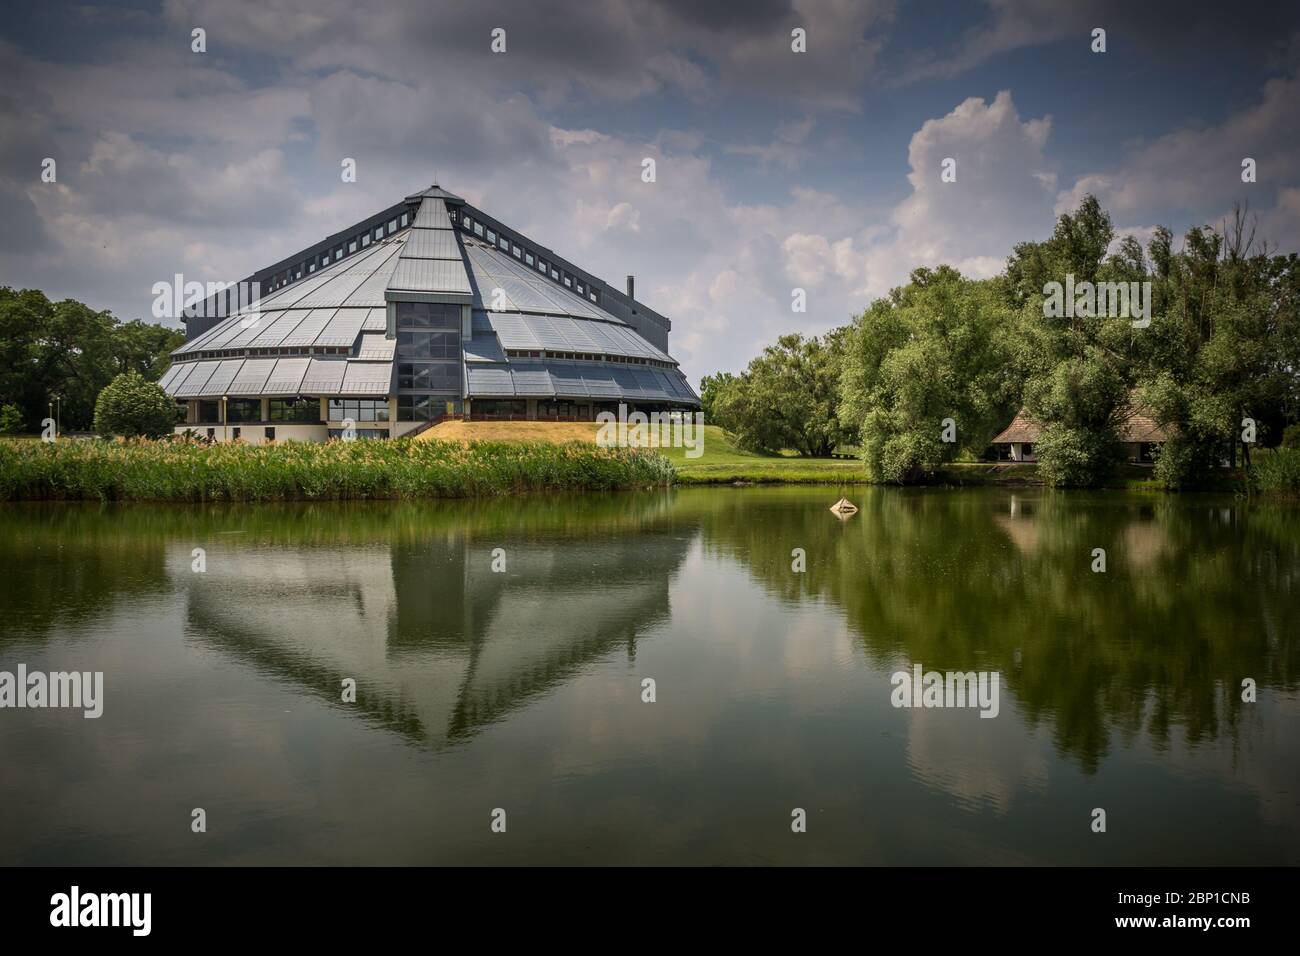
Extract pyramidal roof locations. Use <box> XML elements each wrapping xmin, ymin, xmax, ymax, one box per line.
<box><xmin>163</xmin><ymin>184</ymin><xmax>699</xmax><ymax>406</ymax></box>
<box><xmin>404</xmin><ymin>183</ymin><xmax>465</xmax><ymax>203</ymax></box>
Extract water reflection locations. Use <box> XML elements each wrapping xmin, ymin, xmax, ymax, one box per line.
<box><xmin>685</xmin><ymin>488</ymin><xmax>1300</xmax><ymax>773</ymax></box>
<box><xmin>1</xmin><ymin>488</ymin><xmax>1296</xmax><ymax>864</ymax></box>
<box><xmin>170</xmin><ymin>496</ymin><xmax>692</xmax><ymax>749</ymax></box>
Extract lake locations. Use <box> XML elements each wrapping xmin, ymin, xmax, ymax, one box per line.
<box><xmin>1</xmin><ymin>486</ymin><xmax>1297</xmax><ymax>865</ymax></box>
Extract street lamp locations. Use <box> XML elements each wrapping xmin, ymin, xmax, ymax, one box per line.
<box><xmin>222</xmin><ymin>395</ymin><xmax>228</xmax><ymax>443</ymax></box>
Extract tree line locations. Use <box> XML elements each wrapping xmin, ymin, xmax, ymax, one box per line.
<box><xmin>0</xmin><ymin>287</ymin><xmax>184</xmax><ymax>434</ymax></box>
<box><xmin>702</xmin><ymin>196</ymin><xmax>1300</xmax><ymax>488</ymax></box>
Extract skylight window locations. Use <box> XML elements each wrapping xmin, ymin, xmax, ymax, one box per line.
<box><xmin>348</xmin><ymin>239</ymin><xmax>357</xmax><ymax>253</ymax></box>
<box><xmin>486</xmin><ymin>229</ymin><xmax>496</xmax><ymax>244</ymax></box>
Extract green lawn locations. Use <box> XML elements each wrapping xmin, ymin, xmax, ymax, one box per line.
<box><xmin>656</xmin><ymin>426</ymin><xmax>870</xmax><ymax>484</ymax></box>
<box><xmin>660</xmin><ymin>429</ymin><xmax>1059</xmax><ymax>485</ymax></box>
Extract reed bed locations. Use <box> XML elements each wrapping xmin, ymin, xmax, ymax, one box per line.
<box><xmin>1249</xmin><ymin>447</ymin><xmax>1300</xmax><ymax>497</ymax></box>
<box><xmin>0</xmin><ymin>437</ymin><xmax>676</xmax><ymax>502</ymax></box>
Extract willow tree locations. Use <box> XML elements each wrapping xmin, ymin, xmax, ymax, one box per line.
<box><xmin>714</xmin><ymin>331</ymin><xmax>856</xmax><ymax>457</ymax></box>
<box><xmin>839</xmin><ymin>266</ymin><xmax>1016</xmax><ymax>483</ymax></box>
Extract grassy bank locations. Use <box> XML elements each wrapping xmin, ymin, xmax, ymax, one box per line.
<box><xmin>420</xmin><ymin>420</ymin><xmax>871</xmax><ymax>484</ymax></box>
<box><xmin>655</xmin><ymin>426</ymin><xmax>870</xmax><ymax>484</ymax></box>
<box><xmin>1248</xmin><ymin>447</ymin><xmax>1300</xmax><ymax>497</ymax></box>
<box><xmin>0</xmin><ymin>437</ymin><xmax>675</xmax><ymax>502</ymax></box>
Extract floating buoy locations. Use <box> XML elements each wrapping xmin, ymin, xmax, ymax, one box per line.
<box><xmin>829</xmin><ymin>497</ymin><xmax>858</xmax><ymax>517</ymax></box>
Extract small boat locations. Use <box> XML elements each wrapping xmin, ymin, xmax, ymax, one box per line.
<box><xmin>829</xmin><ymin>497</ymin><xmax>858</xmax><ymax>517</ymax></box>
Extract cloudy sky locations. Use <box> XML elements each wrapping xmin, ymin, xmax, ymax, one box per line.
<box><xmin>2</xmin><ymin>0</ymin><xmax>1299</xmax><ymax>382</ymax></box>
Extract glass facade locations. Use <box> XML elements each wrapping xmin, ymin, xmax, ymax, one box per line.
<box><xmin>538</xmin><ymin>399</ymin><xmax>589</xmax><ymax>420</ymax></box>
<box><xmin>328</xmin><ymin>398</ymin><xmax>389</xmax><ymax>422</ymax></box>
<box><xmin>397</xmin><ymin>329</ymin><xmax>460</xmax><ymax>358</ymax></box>
<box><xmin>471</xmin><ymin>399</ymin><xmax>526</xmax><ymax>420</ymax></box>
<box><xmin>398</xmin><ymin>362</ymin><xmax>461</xmax><ymax>391</ymax></box>
<box><xmin>398</xmin><ymin>396</ymin><xmax>462</xmax><ymax>422</ymax></box>
<box><xmin>395</xmin><ymin>301</ymin><xmax>462</xmax><ymax>421</ymax></box>
<box><xmin>269</xmin><ymin>398</ymin><xmax>320</xmax><ymax>423</ymax></box>
<box><xmin>226</xmin><ymin>399</ymin><xmax>261</xmax><ymax>423</ymax></box>
<box><xmin>395</xmin><ymin>302</ymin><xmax>460</xmax><ymax>329</ymax></box>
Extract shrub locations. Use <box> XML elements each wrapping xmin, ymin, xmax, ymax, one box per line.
<box><xmin>0</xmin><ymin>403</ymin><xmax>23</xmax><ymax>435</ymax></box>
<box><xmin>1151</xmin><ymin>434</ymin><xmax>1224</xmax><ymax>490</ymax></box>
<box><xmin>1249</xmin><ymin>447</ymin><xmax>1300</xmax><ymax>496</ymax></box>
<box><xmin>1034</xmin><ymin>423</ymin><xmax>1120</xmax><ymax>488</ymax></box>
<box><xmin>93</xmin><ymin>371</ymin><xmax>178</xmax><ymax>438</ymax></box>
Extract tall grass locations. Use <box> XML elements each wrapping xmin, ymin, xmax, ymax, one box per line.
<box><xmin>0</xmin><ymin>437</ymin><xmax>676</xmax><ymax>502</ymax></box>
<box><xmin>1249</xmin><ymin>447</ymin><xmax>1300</xmax><ymax>497</ymax></box>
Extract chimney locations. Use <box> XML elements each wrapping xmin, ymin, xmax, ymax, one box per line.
<box><xmin>626</xmin><ymin>275</ymin><xmax>635</xmax><ymax>300</ymax></box>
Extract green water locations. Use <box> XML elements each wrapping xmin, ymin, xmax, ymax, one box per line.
<box><xmin>1</xmin><ymin>487</ymin><xmax>1296</xmax><ymax>865</ymax></box>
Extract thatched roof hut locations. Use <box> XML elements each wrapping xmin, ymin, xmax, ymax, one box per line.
<box><xmin>992</xmin><ymin>400</ymin><xmax>1174</xmax><ymax>446</ymax></box>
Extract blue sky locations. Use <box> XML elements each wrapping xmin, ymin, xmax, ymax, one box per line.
<box><xmin>2</xmin><ymin>0</ymin><xmax>1298</xmax><ymax>382</ymax></box>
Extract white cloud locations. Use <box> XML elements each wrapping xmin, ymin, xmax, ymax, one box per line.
<box><xmin>8</xmin><ymin>1</ymin><xmax>1297</xmax><ymax>396</ymax></box>
<box><xmin>786</xmin><ymin>90</ymin><xmax>1058</xmax><ymax>302</ymax></box>
<box><xmin>1056</xmin><ymin>71</ymin><xmax>1300</xmax><ymax>251</ymax></box>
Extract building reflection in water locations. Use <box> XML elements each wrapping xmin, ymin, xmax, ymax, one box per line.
<box><xmin>172</xmin><ymin>498</ymin><xmax>695</xmax><ymax>750</ymax></box>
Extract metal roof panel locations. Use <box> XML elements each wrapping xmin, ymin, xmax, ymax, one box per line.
<box><xmin>313</xmin><ymin>307</ymin><xmax>369</xmax><ymax>347</ymax></box>
<box><xmin>412</xmin><ymin>198</ymin><xmax>450</xmax><ymax>228</ymax></box>
<box><xmin>172</xmin><ymin>360</ymin><xmax>221</xmax><ymax>398</ymax></box>
<box><xmin>356</xmin><ymin>332</ymin><xmax>396</xmax><ymax>360</ymax></box>
<box><xmin>340</xmin><ymin>362</ymin><xmax>394</xmax><ymax>395</ymax></box>
<box><xmin>299</xmin><ymin>358</ymin><xmax>347</xmax><ymax>394</ymax></box>
<box><xmin>263</xmin><ymin>357</ymin><xmax>310</xmax><ymax>395</ymax></box>
<box><xmin>463</xmin><ymin>333</ymin><xmax>507</xmax><ymax>363</ymax></box>
<box><xmin>280</xmin><ymin>308</ymin><xmax>338</xmax><ymax>347</ymax></box>
<box><xmin>465</xmin><ymin>364</ymin><xmax>516</xmax><ymax>396</ymax></box>
<box><xmin>388</xmin><ymin>257</ymin><xmax>472</xmax><ymax>295</ymax></box>
<box><xmin>227</xmin><ymin>358</ymin><xmax>277</xmax><ymax>395</ymax></box>
<box><xmin>402</xmin><ymin>227</ymin><xmax>461</xmax><ymax>260</ymax></box>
